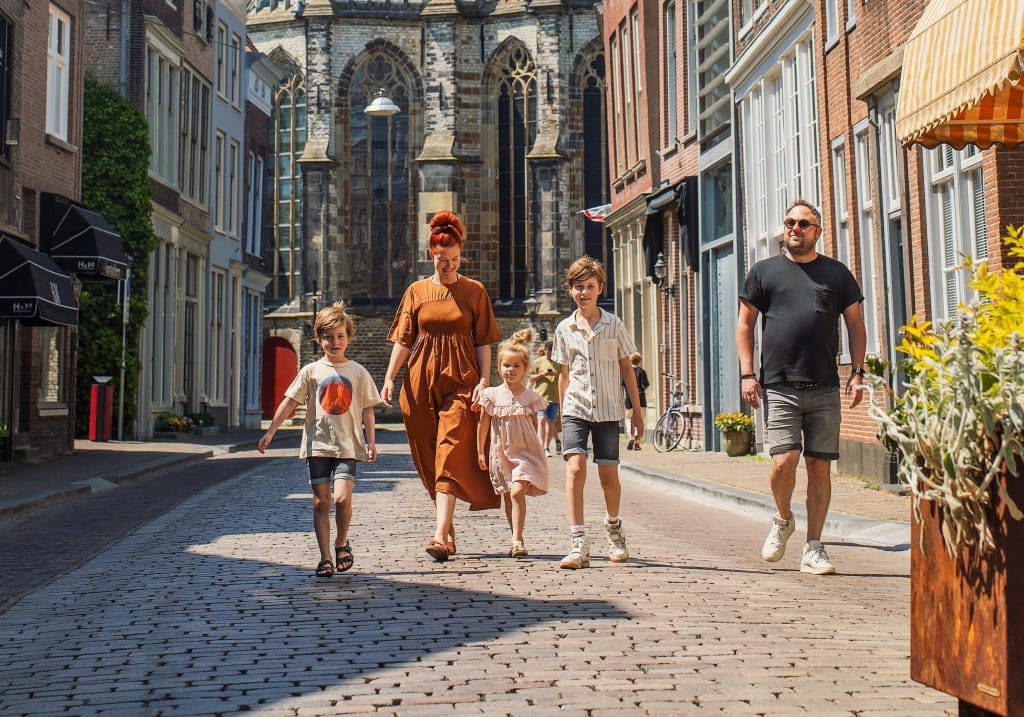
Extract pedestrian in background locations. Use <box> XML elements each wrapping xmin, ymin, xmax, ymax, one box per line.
<box><xmin>477</xmin><ymin>328</ymin><xmax>549</xmax><ymax>559</ymax></box>
<box><xmin>552</xmin><ymin>256</ymin><xmax>643</xmax><ymax>569</ymax></box>
<box><xmin>529</xmin><ymin>341</ymin><xmax>562</xmax><ymax>457</ymax></box>
<box><xmin>258</xmin><ymin>302</ymin><xmax>380</xmax><ymax>578</ymax></box>
<box><xmin>380</xmin><ymin>210</ymin><xmax>501</xmax><ymax>563</ymax></box>
<box><xmin>624</xmin><ymin>352</ymin><xmax>649</xmax><ymax>450</ymax></box>
<box><xmin>736</xmin><ymin>199</ymin><xmax>866</xmax><ymax>576</ymax></box>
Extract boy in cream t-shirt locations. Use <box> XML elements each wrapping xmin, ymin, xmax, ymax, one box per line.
<box><xmin>259</xmin><ymin>302</ymin><xmax>381</xmax><ymax>578</ymax></box>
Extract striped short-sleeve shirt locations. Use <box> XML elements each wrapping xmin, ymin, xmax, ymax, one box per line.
<box><xmin>551</xmin><ymin>308</ymin><xmax>637</xmax><ymax>423</ymax></box>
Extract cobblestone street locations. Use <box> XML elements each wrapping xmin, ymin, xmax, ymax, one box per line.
<box><xmin>0</xmin><ymin>432</ymin><xmax>954</xmax><ymax>716</ymax></box>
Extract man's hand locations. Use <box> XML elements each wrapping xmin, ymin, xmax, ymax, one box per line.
<box><xmin>845</xmin><ymin>374</ymin><xmax>864</xmax><ymax>409</ymax></box>
<box><xmin>366</xmin><ymin>444</ymin><xmax>378</xmax><ymax>464</ymax></box>
<box><xmin>742</xmin><ymin>376</ymin><xmax>763</xmax><ymax>409</ymax></box>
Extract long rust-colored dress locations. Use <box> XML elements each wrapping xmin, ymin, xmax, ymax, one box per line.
<box><xmin>388</xmin><ymin>276</ymin><xmax>501</xmax><ymax>510</ymax></box>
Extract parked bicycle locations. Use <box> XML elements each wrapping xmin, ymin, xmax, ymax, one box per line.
<box><xmin>653</xmin><ymin>373</ymin><xmax>689</xmax><ymax>452</ymax></box>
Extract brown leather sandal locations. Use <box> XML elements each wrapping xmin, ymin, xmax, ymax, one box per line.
<box><xmin>426</xmin><ymin>540</ymin><xmax>450</xmax><ymax>562</ymax></box>
<box><xmin>445</xmin><ymin>526</ymin><xmax>456</xmax><ymax>555</ymax></box>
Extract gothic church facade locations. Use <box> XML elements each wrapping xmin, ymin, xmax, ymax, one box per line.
<box><xmin>248</xmin><ymin>0</ymin><xmax>608</xmax><ymax>390</ymax></box>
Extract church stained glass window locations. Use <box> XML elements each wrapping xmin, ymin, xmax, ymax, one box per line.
<box><xmin>348</xmin><ymin>55</ymin><xmax>411</xmax><ymax>302</ymax></box>
<box><xmin>496</xmin><ymin>47</ymin><xmax>537</xmax><ymax>299</ymax></box>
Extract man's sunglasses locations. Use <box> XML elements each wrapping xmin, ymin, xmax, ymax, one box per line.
<box><xmin>783</xmin><ymin>218</ymin><xmax>820</xmax><ymax>230</ymax></box>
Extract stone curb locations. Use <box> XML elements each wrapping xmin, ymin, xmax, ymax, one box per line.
<box><xmin>621</xmin><ymin>460</ymin><xmax>911</xmax><ymax>549</ymax></box>
<box><xmin>0</xmin><ymin>440</ymin><xmax>260</xmax><ymax>524</ymax></box>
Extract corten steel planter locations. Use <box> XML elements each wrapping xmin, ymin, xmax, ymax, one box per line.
<box><xmin>910</xmin><ymin>475</ymin><xmax>1023</xmax><ymax>716</ymax></box>
<box><xmin>722</xmin><ymin>430</ymin><xmax>751</xmax><ymax>457</ymax></box>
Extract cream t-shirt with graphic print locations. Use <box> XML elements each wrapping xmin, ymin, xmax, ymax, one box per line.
<box><xmin>285</xmin><ymin>358</ymin><xmax>381</xmax><ymax>461</ymax></box>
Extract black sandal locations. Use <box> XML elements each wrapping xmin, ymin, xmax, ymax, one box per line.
<box><xmin>335</xmin><ymin>544</ymin><xmax>354</xmax><ymax>573</ymax></box>
<box><xmin>315</xmin><ymin>559</ymin><xmax>334</xmax><ymax>578</ymax></box>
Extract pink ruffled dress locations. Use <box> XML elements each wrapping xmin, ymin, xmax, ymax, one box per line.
<box><xmin>478</xmin><ymin>385</ymin><xmax>549</xmax><ymax>496</ymax></box>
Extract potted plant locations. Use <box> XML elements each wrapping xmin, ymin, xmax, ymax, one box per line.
<box><xmin>154</xmin><ymin>412</ymin><xmax>195</xmax><ymax>439</ymax></box>
<box><xmin>188</xmin><ymin>412</ymin><xmax>218</xmax><ymax>436</ymax></box>
<box><xmin>865</xmin><ymin>226</ymin><xmax>1024</xmax><ymax>716</ymax></box>
<box><xmin>714</xmin><ymin>411</ymin><xmax>753</xmax><ymax>457</ymax></box>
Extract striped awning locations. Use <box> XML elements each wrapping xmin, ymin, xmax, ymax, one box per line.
<box><xmin>896</xmin><ymin>0</ymin><xmax>1024</xmax><ymax>148</ymax></box>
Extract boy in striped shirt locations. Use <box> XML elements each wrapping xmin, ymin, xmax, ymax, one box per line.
<box><xmin>551</xmin><ymin>256</ymin><xmax>644</xmax><ymax>569</ymax></box>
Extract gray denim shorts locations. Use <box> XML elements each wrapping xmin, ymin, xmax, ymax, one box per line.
<box><xmin>764</xmin><ymin>384</ymin><xmax>841</xmax><ymax>460</ymax></box>
<box><xmin>561</xmin><ymin>416</ymin><xmax>620</xmax><ymax>465</ymax></box>
<box><xmin>307</xmin><ymin>457</ymin><xmax>357</xmax><ymax>486</ymax></box>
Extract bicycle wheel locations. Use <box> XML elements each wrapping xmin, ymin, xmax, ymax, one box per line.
<box><xmin>654</xmin><ymin>411</ymin><xmax>685</xmax><ymax>452</ymax></box>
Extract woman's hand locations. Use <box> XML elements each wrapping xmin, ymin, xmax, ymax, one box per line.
<box><xmin>380</xmin><ymin>378</ymin><xmax>395</xmax><ymax>407</ymax></box>
<box><xmin>478</xmin><ymin>453</ymin><xmax>488</xmax><ymax>471</ymax></box>
<box><xmin>471</xmin><ymin>378</ymin><xmax>487</xmax><ymax>411</ymax></box>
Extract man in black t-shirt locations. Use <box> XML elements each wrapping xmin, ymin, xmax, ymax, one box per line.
<box><xmin>736</xmin><ymin>200</ymin><xmax>867</xmax><ymax>576</ymax></box>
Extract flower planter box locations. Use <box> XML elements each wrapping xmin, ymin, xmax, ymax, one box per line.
<box><xmin>722</xmin><ymin>430</ymin><xmax>751</xmax><ymax>457</ymax></box>
<box><xmin>910</xmin><ymin>475</ymin><xmax>1024</xmax><ymax>716</ymax></box>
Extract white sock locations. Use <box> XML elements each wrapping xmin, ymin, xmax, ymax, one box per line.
<box><xmin>605</xmin><ymin>515</ymin><xmax>620</xmax><ymax>526</ymax></box>
<box><xmin>570</xmin><ymin>524</ymin><xmax>586</xmax><ymax>538</ymax></box>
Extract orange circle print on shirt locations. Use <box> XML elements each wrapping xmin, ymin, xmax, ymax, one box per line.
<box><xmin>318</xmin><ymin>375</ymin><xmax>353</xmax><ymax>415</ymax></box>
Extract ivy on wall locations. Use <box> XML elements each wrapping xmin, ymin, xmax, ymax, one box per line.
<box><xmin>75</xmin><ymin>78</ymin><xmax>156</xmax><ymax>437</ymax></box>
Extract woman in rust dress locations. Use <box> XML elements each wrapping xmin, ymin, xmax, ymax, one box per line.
<box><xmin>380</xmin><ymin>211</ymin><xmax>501</xmax><ymax>561</ymax></box>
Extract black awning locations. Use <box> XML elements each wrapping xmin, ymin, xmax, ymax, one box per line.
<box><xmin>42</xmin><ymin>193</ymin><xmax>128</xmax><ymax>281</ymax></box>
<box><xmin>0</xmin><ymin>235</ymin><xmax>78</xmax><ymax>326</ymax></box>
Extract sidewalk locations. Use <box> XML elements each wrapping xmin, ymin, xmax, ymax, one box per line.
<box><xmin>619</xmin><ymin>436</ymin><xmax>912</xmax><ymax>548</ymax></box>
<box><xmin>0</xmin><ymin>427</ymin><xmax>289</xmax><ymax>522</ymax></box>
<box><xmin>0</xmin><ymin>422</ymin><xmax>911</xmax><ymax>547</ymax></box>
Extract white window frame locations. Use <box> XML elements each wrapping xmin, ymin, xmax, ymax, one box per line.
<box><xmin>46</xmin><ymin>5</ymin><xmax>71</xmax><ymax>140</ymax></box>
<box><xmin>610</xmin><ymin>35</ymin><xmax>622</xmax><ymax>174</ymax></box>
<box><xmin>831</xmin><ymin>136</ymin><xmax>851</xmax><ymax>361</ymax></box>
<box><xmin>180</xmin><ymin>67</ymin><xmax>211</xmax><ymax>206</ymax></box>
<box><xmin>853</xmin><ymin>121</ymin><xmax>880</xmax><ymax>356</ymax></box>
<box><xmin>144</xmin><ymin>43</ymin><xmax>179</xmax><ymax>187</ymax></box>
<box><xmin>229</xmin><ymin>140</ymin><xmax>240</xmax><ymax>237</ymax></box>
<box><xmin>664</xmin><ymin>0</ymin><xmax>677</xmax><ymax>145</ymax></box>
<box><xmin>210</xmin><ymin>269</ymin><xmax>226</xmax><ymax>403</ymax></box>
<box><xmin>738</xmin><ymin>33</ymin><xmax>819</xmax><ymax>263</ymax></box>
<box><xmin>231</xmin><ymin>34</ymin><xmax>242</xmax><ymax>107</ymax></box>
<box><xmin>925</xmin><ymin>144</ymin><xmax>987</xmax><ymax>322</ymax></box>
<box><xmin>214</xmin><ymin>132</ymin><xmax>225</xmax><ymax>231</ymax></box>
<box><xmin>824</xmin><ymin>0</ymin><xmax>840</xmax><ymax>48</ymax></box>
<box><xmin>217</xmin><ymin>23</ymin><xmax>227</xmax><ymax>98</ymax></box>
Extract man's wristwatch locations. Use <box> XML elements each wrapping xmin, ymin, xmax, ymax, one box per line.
<box><xmin>851</xmin><ymin>367</ymin><xmax>867</xmax><ymax>377</ymax></box>
<box><xmin>740</xmin><ymin>373</ymin><xmax>757</xmax><ymax>380</ymax></box>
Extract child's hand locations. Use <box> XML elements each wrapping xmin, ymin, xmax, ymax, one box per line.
<box><xmin>257</xmin><ymin>433</ymin><xmax>272</xmax><ymax>453</ymax></box>
<box><xmin>366</xmin><ymin>443</ymin><xmax>378</xmax><ymax>463</ymax></box>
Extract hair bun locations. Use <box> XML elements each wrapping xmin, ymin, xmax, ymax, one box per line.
<box><xmin>511</xmin><ymin>328</ymin><xmax>533</xmax><ymax>344</ymax></box>
<box><xmin>429</xmin><ymin>211</ymin><xmax>464</xmax><ymax>240</ymax></box>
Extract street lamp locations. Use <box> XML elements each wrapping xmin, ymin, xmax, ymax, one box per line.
<box><xmin>364</xmin><ymin>88</ymin><xmax>401</xmax><ymax>297</ymax></box>
<box><xmin>653</xmin><ymin>252</ymin><xmax>676</xmax><ymax>406</ymax></box>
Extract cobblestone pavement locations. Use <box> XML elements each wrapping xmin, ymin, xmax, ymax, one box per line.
<box><xmin>0</xmin><ymin>433</ymin><xmax>954</xmax><ymax>716</ymax></box>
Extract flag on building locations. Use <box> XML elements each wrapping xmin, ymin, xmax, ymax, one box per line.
<box><xmin>579</xmin><ymin>203</ymin><xmax>612</xmax><ymax>222</ymax></box>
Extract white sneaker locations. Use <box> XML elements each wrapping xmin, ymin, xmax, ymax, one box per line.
<box><xmin>559</xmin><ymin>536</ymin><xmax>590</xmax><ymax>569</ymax></box>
<box><xmin>761</xmin><ymin>514</ymin><xmax>796</xmax><ymax>562</ymax></box>
<box><xmin>801</xmin><ymin>540</ymin><xmax>836</xmax><ymax>575</ymax></box>
<box><xmin>605</xmin><ymin>519</ymin><xmax>629</xmax><ymax>563</ymax></box>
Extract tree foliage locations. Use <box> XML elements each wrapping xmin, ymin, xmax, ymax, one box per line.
<box><xmin>76</xmin><ymin>79</ymin><xmax>156</xmax><ymax>437</ymax></box>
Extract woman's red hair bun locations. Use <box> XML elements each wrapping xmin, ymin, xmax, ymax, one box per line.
<box><xmin>429</xmin><ymin>211</ymin><xmax>464</xmax><ymax>249</ymax></box>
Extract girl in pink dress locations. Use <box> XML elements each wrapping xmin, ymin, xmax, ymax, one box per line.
<box><xmin>476</xmin><ymin>329</ymin><xmax>550</xmax><ymax>557</ymax></box>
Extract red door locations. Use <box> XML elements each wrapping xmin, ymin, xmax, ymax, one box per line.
<box><xmin>262</xmin><ymin>337</ymin><xmax>298</xmax><ymax>419</ymax></box>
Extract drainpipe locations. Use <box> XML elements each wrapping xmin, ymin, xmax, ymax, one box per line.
<box><xmin>119</xmin><ymin>0</ymin><xmax>128</xmax><ymax>97</ymax></box>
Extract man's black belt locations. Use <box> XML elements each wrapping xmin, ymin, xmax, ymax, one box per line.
<box><xmin>783</xmin><ymin>380</ymin><xmax>820</xmax><ymax>390</ymax></box>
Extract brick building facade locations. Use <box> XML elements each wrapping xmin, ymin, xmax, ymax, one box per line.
<box><xmin>1</xmin><ymin>0</ymin><xmax>91</xmax><ymax>461</ymax></box>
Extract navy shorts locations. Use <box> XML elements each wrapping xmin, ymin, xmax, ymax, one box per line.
<box><xmin>307</xmin><ymin>457</ymin><xmax>357</xmax><ymax>486</ymax></box>
<box><xmin>561</xmin><ymin>417</ymin><xmax>620</xmax><ymax>465</ymax></box>
<box><xmin>539</xmin><ymin>402</ymin><xmax>560</xmax><ymax>421</ymax></box>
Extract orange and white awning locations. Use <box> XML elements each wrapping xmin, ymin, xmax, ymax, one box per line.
<box><xmin>896</xmin><ymin>0</ymin><xmax>1024</xmax><ymax>148</ymax></box>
